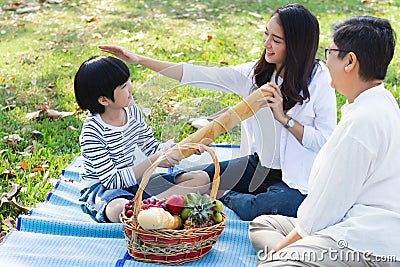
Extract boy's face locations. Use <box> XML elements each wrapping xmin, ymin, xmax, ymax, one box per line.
<box><xmin>112</xmin><ymin>79</ymin><xmax>133</xmax><ymax>108</ymax></box>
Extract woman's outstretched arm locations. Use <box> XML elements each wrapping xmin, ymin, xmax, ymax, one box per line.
<box><xmin>98</xmin><ymin>45</ymin><xmax>183</xmax><ymax>81</ymax></box>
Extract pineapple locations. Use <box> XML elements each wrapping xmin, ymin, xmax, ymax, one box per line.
<box><xmin>183</xmin><ymin>193</ymin><xmax>214</xmax><ymax>229</ymax></box>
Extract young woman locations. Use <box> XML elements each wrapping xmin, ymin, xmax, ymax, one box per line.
<box><xmin>99</xmin><ymin>4</ymin><xmax>337</xmax><ymax>220</ymax></box>
<box><xmin>74</xmin><ymin>56</ymin><xmax>210</xmax><ymax>223</ymax></box>
<box><xmin>249</xmin><ymin>16</ymin><xmax>399</xmax><ymax>266</ymax></box>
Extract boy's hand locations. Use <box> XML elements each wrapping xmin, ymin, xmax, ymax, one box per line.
<box><xmin>162</xmin><ymin>139</ymin><xmax>176</xmax><ymax>152</ymax></box>
<box><xmin>157</xmin><ymin>151</ymin><xmax>181</xmax><ymax>168</ymax></box>
<box><xmin>98</xmin><ymin>45</ymin><xmax>139</xmax><ymax>64</ymax></box>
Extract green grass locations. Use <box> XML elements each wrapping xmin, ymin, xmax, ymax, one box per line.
<box><xmin>0</xmin><ymin>0</ymin><xmax>399</xmax><ymax>235</ymax></box>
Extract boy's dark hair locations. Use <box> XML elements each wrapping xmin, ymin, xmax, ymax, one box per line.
<box><xmin>253</xmin><ymin>4</ymin><xmax>320</xmax><ymax>110</ymax></box>
<box><xmin>74</xmin><ymin>56</ymin><xmax>130</xmax><ymax>114</ymax></box>
<box><xmin>333</xmin><ymin>16</ymin><xmax>396</xmax><ymax>81</ymax></box>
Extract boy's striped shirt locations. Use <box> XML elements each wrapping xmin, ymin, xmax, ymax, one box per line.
<box><xmin>79</xmin><ymin>104</ymin><xmax>162</xmax><ymax>189</ymax></box>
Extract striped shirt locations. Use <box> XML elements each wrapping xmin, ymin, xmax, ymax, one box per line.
<box><xmin>79</xmin><ymin>104</ymin><xmax>162</xmax><ymax>189</ymax></box>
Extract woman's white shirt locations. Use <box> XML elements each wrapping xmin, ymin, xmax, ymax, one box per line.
<box><xmin>180</xmin><ymin>61</ymin><xmax>337</xmax><ymax>194</ymax></box>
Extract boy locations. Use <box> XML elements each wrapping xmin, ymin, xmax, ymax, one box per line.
<box><xmin>74</xmin><ymin>56</ymin><xmax>209</xmax><ymax>223</ymax></box>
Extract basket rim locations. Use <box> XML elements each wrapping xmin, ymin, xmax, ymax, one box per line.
<box><xmin>121</xmin><ymin>211</ymin><xmax>226</xmax><ymax>234</ymax></box>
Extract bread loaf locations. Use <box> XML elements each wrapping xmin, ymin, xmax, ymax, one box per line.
<box><xmin>137</xmin><ymin>208</ymin><xmax>182</xmax><ymax>230</ymax></box>
<box><xmin>173</xmin><ymin>88</ymin><xmax>273</xmax><ymax>158</ymax></box>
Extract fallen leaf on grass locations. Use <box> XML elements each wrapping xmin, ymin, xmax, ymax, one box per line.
<box><xmin>6</xmin><ymin>181</ymin><xmax>18</xmax><ymax>198</ymax></box>
<box><xmin>3</xmin><ymin>218</ymin><xmax>16</xmax><ymax>228</ymax></box>
<box><xmin>31</xmin><ymin>130</ymin><xmax>43</xmax><ymax>137</ymax></box>
<box><xmin>198</xmin><ymin>32</ymin><xmax>213</xmax><ymax>41</ymax></box>
<box><xmin>25</xmin><ymin>110</ymin><xmax>45</xmax><ymax>120</ymax></box>
<box><xmin>83</xmin><ymin>15</ymin><xmax>97</xmax><ymax>23</ymax></box>
<box><xmin>16</xmin><ymin>151</ymin><xmax>32</xmax><ymax>157</ymax></box>
<box><xmin>1</xmin><ymin>105</ymin><xmax>16</xmax><ymax>111</ymax></box>
<box><xmin>2</xmin><ymin>2</ymin><xmax>41</xmax><ymax>13</ymax></box>
<box><xmin>0</xmin><ymin>170</ymin><xmax>16</xmax><ymax>179</ymax></box>
<box><xmin>20</xmin><ymin>161</ymin><xmax>28</xmax><ymax>170</ymax></box>
<box><xmin>1</xmin><ymin>2</ymin><xmax>26</xmax><ymax>11</ymax></box>
<box><xmin>0</xmin><ymin>197</ymin><xmax>8</xmax><ymax>209</ymax></box>
<box><xmin>2</xmin><ymin>134</ymin><xmax>23</xmax><ymax>144</ymax></box>
<box><xmin>248</xmin><ymin>11</ymin><xmax>262</xmax><ymax>19</ymax></box>
<box><xmin>0</xmin><ymin>181</ymin><xmax>19</xmax><ymax>209</ymax></box>
<box><xmin>0</xmin><ymin>231</ymin><xmax>6</xmax><ymax>244</ymax></box>
<box><xmin>45</xmin><ymin>0</ymin><xmax>64</xmax><ymax>4</ymax></box>
<box><xmin>67</xmin><ymin>125</ymin><xmax>78</xmax><ymax>131</ymax></box>
<box><xmin>30</xmin><ymin>167</ymin><xmax>48</xmax><ymax>173</ymax></box>
<box><xmin>26</xmin><ymin>105</ymin><xmax>74</xmax><ymax>120</ymax></box>
<box><xmin>5</xmin><ymin>96</ymin><xmax>16</xmax><ymax>105</ymax></box>
<box><xmin>9</xmin><ymin>197</ymin><xmax>29</xmax><ymax>214</ymax></box>
<box><xmin>42</xmin><ymin>170</ymin><xmax>50</xmax><ymax>182</ymax></box>
<box><xmin>23</xmin><ymin>145</ymin><xmax>35</xmax><ymax>154</ymax></box>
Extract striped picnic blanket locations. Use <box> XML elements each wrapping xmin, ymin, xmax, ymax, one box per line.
<box><xmin>0</xmin><ymin>145</ymin><xmax>258</xmax><ymax>266</ymax></box>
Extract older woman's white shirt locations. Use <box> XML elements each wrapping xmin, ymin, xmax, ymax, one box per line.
<box><xmin>180</xmin><ymin>61</ymin><xmax>336</xmax><ymax>194</ymax></box>
<box><xmin>296</xmin><ymin>84</ymin><xmax>400</xmax><ymax>258</ymax></box>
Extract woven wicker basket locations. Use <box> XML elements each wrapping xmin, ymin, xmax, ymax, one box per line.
<box><xmin>120</xmin><ymin>143</ymin><xmax>226</xmax><ymax>265</ymax></box>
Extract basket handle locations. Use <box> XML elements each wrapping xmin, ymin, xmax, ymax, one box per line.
<box><xmin>133</xmin><ymin>143</ymin><xmax>220</xmax><ymax>216</ymax></box>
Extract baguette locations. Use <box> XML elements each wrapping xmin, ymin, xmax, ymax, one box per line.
<box><xmin>172</xmin><ymin>87</ymin><xmax>273</xmax><ymax>158</ymax></box>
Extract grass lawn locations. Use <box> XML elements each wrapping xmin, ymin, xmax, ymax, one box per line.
<box><xmin>0</xmin><ymin>0</ymin><xmax>399</xmax><ymax>236</ymax></box>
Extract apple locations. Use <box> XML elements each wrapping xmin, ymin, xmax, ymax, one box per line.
<box><xmin>165</xmin><ymin>194</ymin><xmax>185</xmax><ymax>215</ymax></box>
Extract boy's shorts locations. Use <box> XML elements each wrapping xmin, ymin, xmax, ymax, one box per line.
<box><xmin>79</xmin><ymin>171</ymin><xmax>184</xmax><ymax>222</ymax></box>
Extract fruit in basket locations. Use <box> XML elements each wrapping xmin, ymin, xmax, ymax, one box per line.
<box><xmin>171</xmin><ymin>215</ymin><xmax>183</xmax><ymax>229</ymax></box>
<box><xmin>211</xmin><ymin>211</ymin><xmax>223</xmax><ymax>223</ymax></box>
<box><xmin>125</xmin><ymin>209</ymin><xmax>134</xmax><ymax>218</ymax></box>
<box><xmin>137</xmin><ymin>207</ymin><xmax>182</xmax><ymax>230</ymax></box>
<box><xmin>165</xmin><ymin>194</ymin><xmax>185</xmax><ymax>215</ymax></box>
<box><xmin>180</xmin><ymin>207</ymin><xmax>191</xmax><ymax>220</ymax></box>
<box><xmin>123</xmin><ymin>198</ymin><xmax>135</xmax><ymax>217</ymax></box>
<box><xmin>183</xmin><ymin>193</ymin><xmax>214</xmax><ymax>229</ymax></box>
<box><xmin>141</xmin><ymin>197</ymin><xmax>161</xmax><ymax>210</ymax></box>
<box><xmin>212</xmin><ymin>200</ymin><xmax>224</xmax><ymax>213</ymax></box>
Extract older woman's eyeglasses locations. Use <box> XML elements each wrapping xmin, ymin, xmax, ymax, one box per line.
<box><xmin>324</xmin><ymin>48</ymin><xmax>351</xmax><ymax>60</ymax></box>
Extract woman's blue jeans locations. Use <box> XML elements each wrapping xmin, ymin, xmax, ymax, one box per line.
<box><xmin>188</xmin><ymin>153</ymin><xmax>306</xmax><ymax>221</ymax></box>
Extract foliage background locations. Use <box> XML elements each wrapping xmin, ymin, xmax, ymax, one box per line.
<box><xmin>0</xmin><ymin>0</ymin><xmax>399</xmax><ymax>236</ymax></box>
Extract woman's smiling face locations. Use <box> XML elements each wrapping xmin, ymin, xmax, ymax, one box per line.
<box><xmin>263</xmin><ymin>14</ymin><xmax>286</xmax><ymax>71</ymax></box>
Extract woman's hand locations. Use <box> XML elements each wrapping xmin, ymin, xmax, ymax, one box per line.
<box><xmin>98</xmin><ymin>45</ymin><xmax>139</xmax><ymax>64</ymax></box>
<box><xmin>259</xmin><ymin>83</ymin><xmax>288</xmax><ymax>125</ymax></box>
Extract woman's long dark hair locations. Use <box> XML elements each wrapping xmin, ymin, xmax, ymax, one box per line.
<box><xmin>253</xmin><ymin>4</ymin><xmax>319</xmax><ymax>110</ymax></box>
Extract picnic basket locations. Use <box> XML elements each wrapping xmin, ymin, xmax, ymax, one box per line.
<box><xmin>120</xmin><ymin>143</ymin><xmax>226</xmax><ymax>265</ymax></box>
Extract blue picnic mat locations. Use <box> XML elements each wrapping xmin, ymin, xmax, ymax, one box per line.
<box><xmin>0</xmin><ymin>145</ymin><xmax>258</xmax><ymax>267</ymax></box>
